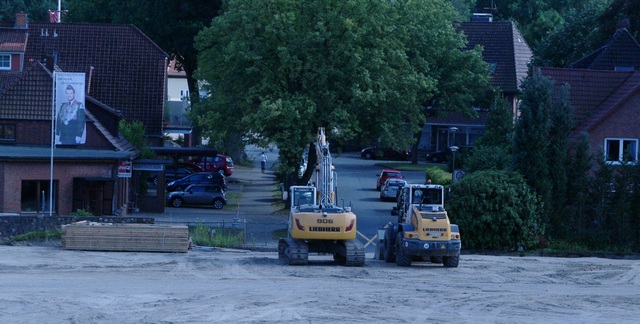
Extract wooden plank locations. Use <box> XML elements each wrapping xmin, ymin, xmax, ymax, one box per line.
<box><xmin>62</xmin><ymin>222</ymin><xmax>190</xmax><ymax>253</ymax></box>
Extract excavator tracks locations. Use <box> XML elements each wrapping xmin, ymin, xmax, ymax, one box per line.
<box><xmin>278</xmin><ymin>238</ymin><xmax>309</xmax><ymax>265</ymax></box>
<box><xmin>342</xmin><ymin>239</ymin><xmax>365</xmax><ymax>267</ymax></box>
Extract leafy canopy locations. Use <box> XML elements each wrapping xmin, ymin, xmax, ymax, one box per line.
<box><xmin>194</xmin><ymin>0</ymin><xmax>490</xmax><ymax>180</ymax></box>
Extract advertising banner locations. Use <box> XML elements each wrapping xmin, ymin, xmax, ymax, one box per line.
<box><xmin>55</xmin><ymin>73</ymin><xmax>86</xmax><ymax>145</ymax></box>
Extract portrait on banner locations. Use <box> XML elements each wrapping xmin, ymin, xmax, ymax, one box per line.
<box><xmin>55</xmin><ymin>73</ymin><xmax>86</xmax><ymax>145</ymax></box>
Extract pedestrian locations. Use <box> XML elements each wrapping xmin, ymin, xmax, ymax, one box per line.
<box><xmin>260</xmin><ymin>152</ymin><xmax>267</xmax><ymax>173</ymax></box>
<box><xmin>426</xmin><ymin>178</ymin><xmax>432</xmax><ymax>184</ymax></box>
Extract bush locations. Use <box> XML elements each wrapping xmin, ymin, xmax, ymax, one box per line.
<box><xmin>465</xmin><ymin>145</ymin><xmax>511</xmax><ymax>172</ymax></box>
<box><xmin>69</xmin><ymin>209</ymin><xmax>94</xmax><ymax>216</ymax></box>
<box><xmin>446</xmin><ymin>170</ymin><xmax>544</xmax><ymax>251</ymax></box>
<box><xmin>425</xmin><ymin>166</ymin><xmax>452</xmax><ymax>186</ymax></box>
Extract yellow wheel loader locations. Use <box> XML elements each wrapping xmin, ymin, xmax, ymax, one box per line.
<box><xmin>381</xmin><ymin>184</ymin><xmax>461</xmax><ymax>267</ymax></box>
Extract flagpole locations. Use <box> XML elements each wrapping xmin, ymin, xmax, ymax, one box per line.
<box><xmin>50</xmin><ymin>72</ymin><xmax>56</xmax><ymax>216</ymax></box>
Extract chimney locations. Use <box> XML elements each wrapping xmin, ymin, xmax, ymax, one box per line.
<box><xmin>15</xmin><ymin>12</ymin><xmax>28</xmax><ymax>29</ymax></box>
<box><xmin>471</xmin><ymin>13</ymin><xmax>493</xmax><ymax>22</ymax></box>
<box><xmin>616</xmin><ymin>18</ymin><xmax>631</xmax><ymax>31</ymax></box>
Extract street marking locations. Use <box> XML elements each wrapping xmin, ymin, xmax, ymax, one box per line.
<box><xmin>357</xmin><ymin>231</ymin><xmax>378</xmax><ymax>248</ymax></box>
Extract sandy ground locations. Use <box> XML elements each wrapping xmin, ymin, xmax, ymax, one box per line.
<box><xmin>1</xmin><ymin>245</ymin><xmax>639</xmax><ymax>324</ymax></box>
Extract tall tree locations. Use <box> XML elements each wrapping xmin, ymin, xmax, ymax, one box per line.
<box><xmin>546</xmin><ymin>84</ymin><xmax>573</xmax><ymax>238</ymax></box>
<box><xmin>512</xmin><ymin>68</ymin><xmax>553</xmax><ymax>223</ymax></box>
<box><xmin>534</xmin><ymin>1</ymin><xmax>609</xmax><ymax>67</ymax></box>
<box><xmin>194</xmin><ymin>0</ymin><xmax>491</xmax><ymax>184</ymax></box>
<box><xmin>566</xmin><ymin>133</ymin><xmax>592</xmax><ymax>241</ymax></box>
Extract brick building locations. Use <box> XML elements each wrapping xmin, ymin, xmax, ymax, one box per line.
<box><xmin>0</xmin><ymin>13</ymin><xmax>168</xmax><ymax>216</ymax></box>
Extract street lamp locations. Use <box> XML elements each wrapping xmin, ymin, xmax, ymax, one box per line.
<box><xmin>449</xmin><ymin>126</ymin><xmax>459</xmax><ymax>183</ymax></box>
<box><xmin>450</xmin><ymin>145</ymin><xmax>459</xmax><ymax>183</ymax></box>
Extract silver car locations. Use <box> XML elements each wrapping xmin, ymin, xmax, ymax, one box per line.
<box><xmin>166</xmin><ymin>184</ymin><xmax>227</xmax><ymax>209</ymax></box>
<box><xmin>380</xmin><ymin>179</ymin><xmax>407</xmax><ymax>201</ymax></box>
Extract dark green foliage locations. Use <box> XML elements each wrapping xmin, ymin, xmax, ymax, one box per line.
<box><xmin>465</xmin><ymin>145</ymin><xmax>511</xmax><ymax>172</ymax></box>
<box><xmin>565</xmin><ymin>133</ymin><xmax>592</xmax><ymax>241</ymax></box>
<box><xmin>546</xmin><ymin>84</ymin><xmax>573</xmax><ymax>238</ymax></box>
<box><xmin>119</xmin><ymin>120</ymin><xmax>154</xmax><ymax>159</ymax></box>
<box><xmin>425</xmin><ymin>166</ymin><xmax>452</xmax><ymax>186</ymax></box>
<box><xmin>513</xmin><ymin>69</ymin><xmax>553</xmax><ymax>223</ymax></box>
<box><xmin>447</xmin><ymin>170</ymin><xmax>543</xmax><ymax>251</ymax></box>
<box><xmin>474</xmin><ymin>98</ymin><xmax>514</xmax><ymax>150</ymax></box>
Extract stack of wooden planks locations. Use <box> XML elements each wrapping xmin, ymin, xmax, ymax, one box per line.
<box><xmin>62</xmin><ymin>221</ymin><xmax>190</xmax><ymax>253</ymax></box>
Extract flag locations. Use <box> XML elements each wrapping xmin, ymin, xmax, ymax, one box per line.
<box><xmin>49</xmin><ymin>10</ymin><xmax>60</xmax><ymax>23</ymax></box>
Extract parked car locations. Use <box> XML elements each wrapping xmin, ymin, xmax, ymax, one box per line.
<box><xmin>425</xmin><ymin>146</ymin><xmax>471</xmax><ymax>164</ymax></box>
<box><xmin>376</xmin><ymin>169</ymin><xmax>403</xmax><ymax>191</ymax></box>
<box><xmin>166</xmin><ymin>172</ymin><xmax>227</xmax><ymax>192</ymax></box>
<box><xmin>425</xmin><ymin>150</ymin><xmax>450</xmax><ymax>163</ymax></box>
<box><xmin>361</xmin><ymin>146</ymin><xmax>411</xmax><ymax>160</ymax></box>
<box><xmin>166</xmin><ymin>184</ymin><xmax>227</xmax><ymax>209</ymax></box>
<box><xmin>190</xmin><ymin>154</ymin><xmax>234</xmax><ymax>176</ymax></box>
<box><xmin>380</xmin><ymin>179</ymin><xmax>407</xmax><ymax>201</ymax></box>
<box><xmin>148</xmin><ymin>163</ymin><xmax>204</xmax><ymax>186</ymax></box>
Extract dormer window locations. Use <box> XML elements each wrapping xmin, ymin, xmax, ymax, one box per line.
<box><xmin>0</xmin><ymin>54</ymin><xmax>11</xmax><ymax>70</ymax></box>
<box><xmin>487</xmin><ymin>62</ymin><xmax>497</xmax><ymax>75</ymax></box>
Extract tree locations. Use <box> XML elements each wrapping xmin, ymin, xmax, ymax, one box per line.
<box><xmin>65</xmin><ymin>0</ymin><xmax>222</xmax><ymax>110</ymax></box>
<box><xmin>512</xmin><ymin>68</ymin><xmax>553</xmax><ymax>222</ymax></box>
<box><xmin>534</xmin><ymin>2</ymin><xmax>609</xmax><ymax>67</ymax></box>
<box><xmin>194</xmin><ymin>0</ymin><xmax>492</xmax><ymax>184</ymax></box>
<box><xmin>0</xmin><ymin>0</ymin><xmax>54</xmax><ymax>22</ymax></box>
<box><xmin>546</xmin><ymin>83</ymin><xmax>573</xmax><ymax>239</ymax></box>
<box><xmin>565</xmin><ymin>133</ymin><xmax>592</xmax><ymax>241</ymax></box>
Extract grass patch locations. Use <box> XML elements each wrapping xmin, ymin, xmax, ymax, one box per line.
<box><xmin>223</xmin><ymin>192</ymin><xmax>241</xmax><ymax>210</ymax></box>
<box><xmin>375</xmin><ymin>162</ymin><xmax>445</xmax><ymax>172</ymax></box>
<box><xmin>272</xmin><ymin>228</ymin><xmax>288</xmax><ymax>240</ymax></box>
<box><xmin>11</xmin><ymin>230</ymin><xmax>62</xmax><ymax>241</ymax></box>
<box><xmin>189</xmin><ymin>223</ymin><xmax>244</xmax><ymax>247</ymax></box>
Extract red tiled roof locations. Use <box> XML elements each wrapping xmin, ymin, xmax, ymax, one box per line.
<box><xmin>539</xmin><ymin>67</ymin><xmax>640</xmax><ymax>141</ymax></box>
<box><xmin>576</xmin><ymin>71</ymin><xmax>640</xmax><ymax>135</ymax></box>
<box><xmin>0</xmin><ymin>28</ymin><xmax>27</xmax><ymax>51</ymax></box>
<box><xmin>19</xmin><ymin>22</ymin><xmax>168</xmax><ymax>136</ymax></box>
<box><xmin>459</xmin><ymin>22</ymin><xmax>533</xmax><ymax>93</ymax></box>
<box><xmin>539</xmin><ymin>67</ymin><xmax>633</xmax><ymax>126</ymax></box>
<box><xmin>0</xmin><ymin>61</ymin><xmax>52</xmax><ymax>119</ymax></box>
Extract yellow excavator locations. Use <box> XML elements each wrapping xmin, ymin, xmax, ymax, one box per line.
<box><xmin>278</xmin><ymin>128</ymin><xmax>365</xmax><ymax>266</ymax></box>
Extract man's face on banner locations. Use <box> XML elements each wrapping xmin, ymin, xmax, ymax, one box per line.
<box><xmin>65</xmin><ymin>88</ymin><xmax>75</xmax><ymax>101</ymax></box>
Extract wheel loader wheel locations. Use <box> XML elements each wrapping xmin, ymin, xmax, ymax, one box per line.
<box><xmin>383</xmin><ymin>228</ymin><xmax>395</xmax><ymax>263</ymax></box>
<box><xmin>443</xmin><ymin>255</ymin><xmax>459</xmax><ymax>268</ymax></box>
<box><xmin>395</xmin><ymin>232</ymin><xmax>412</xmax><ymax>267</ymax></box>
<box><xmin>429</xmin><ymin>256</ymin><xmax>443</xmax><ymax>263</ymax></box>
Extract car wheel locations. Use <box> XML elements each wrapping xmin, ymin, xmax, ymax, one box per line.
<box><xmin>212</xmin><ymin>199</ymin><xmax>225</xmax><ymax>209</ymax></box>
<box><xmin>364</xmin><ymin>152</ymin><xmax>373</xmax><ymax>159</ymax></box>
<box><xmin>171</xmin><ymin>197</ymin><xmax>184</xmax><ymax>208</ymax></box>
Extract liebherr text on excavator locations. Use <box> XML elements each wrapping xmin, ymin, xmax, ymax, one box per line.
<box><xmin>278</xmin><ymin>128</ymin><xmax>365</xmax><ymax>266</ymax></box>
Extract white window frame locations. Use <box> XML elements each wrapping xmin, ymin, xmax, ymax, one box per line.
<box><xmin>604</xmin><ymin>138</ymin><xmax>638</xmax><ymax>165</ymax></box>
<box><xmin>0</xmin><ymin>54</ymin><xmax>11</xmax><ymax>70</ymax></box>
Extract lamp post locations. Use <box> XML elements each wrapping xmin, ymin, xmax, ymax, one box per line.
<box><xmin>449</xmin><ymin>126</ymin><xmax>459</xmax><ymax>183</ymax></box>
<box><xmin>450</xmin><ymin>146</ymin><xmax>459</xmax><ymax>183</ymax></box>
